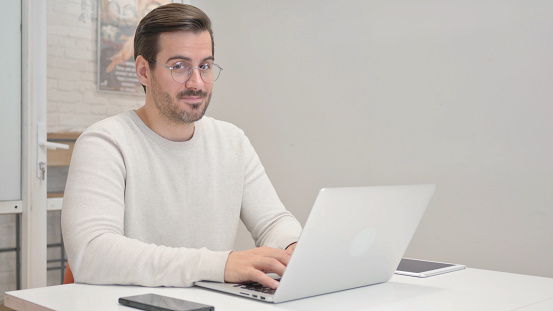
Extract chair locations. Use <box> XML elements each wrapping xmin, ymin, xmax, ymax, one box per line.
<box><xmin>63</xmin><ymin>263</ymin><xmax>74</xmax><ymax>284</ymax></box>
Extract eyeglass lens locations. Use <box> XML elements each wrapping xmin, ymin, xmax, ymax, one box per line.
<box><xmin>171</xmin><ymin>62</ymin><xmax>222</xmax><ymax>84</ymax></box>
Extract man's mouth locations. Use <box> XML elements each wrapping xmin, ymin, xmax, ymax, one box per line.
<box><xmin>181</xmin><ymin>96</ymin><xmax>204</xmax><ymax>103</ymax></box>
<box><xmin>178</xmin><ymin>90</ymin><xmax>207</xmax><ymax>104</ymax></box>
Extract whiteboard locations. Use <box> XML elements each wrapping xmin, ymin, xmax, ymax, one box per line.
<box><xmin>0</xmin><ymin>1</ymin><xmax>21</xmax><ymax>202</ymax></box>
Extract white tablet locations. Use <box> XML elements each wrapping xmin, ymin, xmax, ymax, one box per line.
<box><xmin>395</xmin><ymin>258</ymin><xmax>465</xmax><ymax>277</ymax></box>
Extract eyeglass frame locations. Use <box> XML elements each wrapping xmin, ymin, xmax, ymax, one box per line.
<box><xmin>149</xmin><ymin>60</ymin><xmax>223</xmax><ymax>84</ymax></box>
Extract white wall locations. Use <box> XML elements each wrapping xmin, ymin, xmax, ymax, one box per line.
<box><xmin>39</xmin><ymin>0</ymin><xmax>553</xmax><ymax>278</ymax></box>
<box><xmin>195</xmin><ymin>0</ymin><xmax>553</xmax><ymax>278</ymax></box>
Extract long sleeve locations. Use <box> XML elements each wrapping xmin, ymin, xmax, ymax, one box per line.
<box><xmin>239</xmin><ymin>135</ymin><xmax>302</xmax><ymax>249</ymax></box>
<box><xmin>61</xmin><ymin>111</ymin><xmax>301</xmax><ymax>287</ymax></box>
<box><xmin>61</xmin><ymin>124</ymin><xmax>230</xmax><ymax>286</ymax></box>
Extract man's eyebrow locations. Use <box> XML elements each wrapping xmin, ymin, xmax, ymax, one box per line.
<box><xmin>165</xmin><ymin>55</ymin><xmax>215</xmax><ymax>64</ymax></box>
<box><xmin>201</xmin><ymin>56</ymin><xmax>215</xmax><ymax>63</ymax></box>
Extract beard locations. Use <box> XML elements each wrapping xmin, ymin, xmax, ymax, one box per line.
<box><xmin>151</xmin><ymin>79</ymin><xmax>212</xmax><ymax>125</ymax></box>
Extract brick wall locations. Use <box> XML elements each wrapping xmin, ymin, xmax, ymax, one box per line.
<box><xmin>47</xmin><ymin>0</ymin><xmax>143</xmax><ymax>132</ymax></box>
<box><xmin>0</xmin><ymin>215</ymin><xmax>17</xmax><ymax>305</ymax></box>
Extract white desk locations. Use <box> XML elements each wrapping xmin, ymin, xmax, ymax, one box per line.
<box><xmin>5</xmin><ymin>269</ymin><xmax>553</xmax><ymax>311</ymax></box>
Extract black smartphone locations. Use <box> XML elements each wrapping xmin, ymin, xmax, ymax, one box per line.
<box><xmin>119</xmin><ymin>293</ymin><xmax>214</xmax><ymax>311</ymax></box>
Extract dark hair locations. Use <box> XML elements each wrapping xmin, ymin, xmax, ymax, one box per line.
<box><xmin>134</xmin><ymin>3</ymin><xmax>214</xmax><ymax>91</ymax></box>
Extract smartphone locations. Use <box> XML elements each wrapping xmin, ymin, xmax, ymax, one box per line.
<box><xmin>395</xmin><ymin>258</ymin><xmax>465</xmax><ymax>278</ymax></box>
<box><xmin>119</xmin><ymin>293</ymin><xmax>214</xmax><ymax>311</ymax></box>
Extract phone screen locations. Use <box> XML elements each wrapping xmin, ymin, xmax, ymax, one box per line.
<box><xmin>119</xmin><ymin>293</ymin><xmax>214</xmax><ymax>311</ymax></box>
<box><xmin>397</xmin><ymin>258</ymin><xmax>455</xmax><ymax>273</ymax></box>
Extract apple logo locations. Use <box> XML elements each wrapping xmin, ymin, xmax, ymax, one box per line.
<box><xmin>349</xmin><ymin>227</ymin><xmax>377</xmax><ymax>257</ymax></box>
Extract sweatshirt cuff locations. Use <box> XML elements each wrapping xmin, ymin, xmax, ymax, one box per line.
<box><xmin>196</xmin><ymin>249</ymin><xmax>232</xmax><ymax>283</ymax></box>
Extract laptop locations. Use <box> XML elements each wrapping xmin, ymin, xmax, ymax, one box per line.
<box><xmin>195</xmin><ymin>184</ymin><xmax>436</xmax><ymax>303</ymax></box>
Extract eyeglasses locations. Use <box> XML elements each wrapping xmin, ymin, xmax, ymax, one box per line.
<box><xmin>151</xmin><ymin>60</ymin><xmax>223</xmax><ymax>84</ymax></box>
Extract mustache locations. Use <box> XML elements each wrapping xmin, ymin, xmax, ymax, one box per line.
<box><xmin>178</xmin><ymin>90</ymin><xmax>208</xmax><ymax>98</ymax></box>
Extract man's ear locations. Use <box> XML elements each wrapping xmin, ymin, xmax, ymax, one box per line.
<box><xmin>136</xmin><ymin>55</ymin><xmax>151</xmax><ymax>88</ymax></box>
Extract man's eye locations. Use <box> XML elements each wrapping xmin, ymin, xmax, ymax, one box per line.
<box><xmin>172</xmin><ymin>63</ymin><xmax>189</xmax><ymax>71</ymax></box>
<box><xmin>199</xmin><ymin>63</ymin><xmax>212</xmax><ymax>71</ymax></box>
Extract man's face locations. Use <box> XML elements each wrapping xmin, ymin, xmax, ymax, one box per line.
<box><xmin>149</xmin><ymin>30</ymin><xmax>214</xmax><ymax>124</ymax></box>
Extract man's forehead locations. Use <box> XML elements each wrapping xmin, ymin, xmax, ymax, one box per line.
<box><xmin>157</xmin><ymin>30</ymin><xmax>213</xmax><ymax>61</ymax></box>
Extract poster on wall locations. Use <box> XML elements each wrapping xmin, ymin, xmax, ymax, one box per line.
<box><xmin>97</xmin><ymin>0</ymin><xmax>174</xmax><ymax>94</ymax></box>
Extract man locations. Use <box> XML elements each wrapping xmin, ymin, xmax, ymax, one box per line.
<box><xmin>61</xmin><ymin>3</ymin><xmax>301</xmax><ymax>290</ymax></box>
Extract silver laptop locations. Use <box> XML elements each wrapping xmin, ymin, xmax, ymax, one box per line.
<box><xmin>195</xmin><ymin>184</ymin><xmax>436</xmax><ymax>303</ymax></box>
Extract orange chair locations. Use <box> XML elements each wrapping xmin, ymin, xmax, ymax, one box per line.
<box><xmin>63</xmin><ymin>263</ymin><xmax>74</xmax><ymax>284</ymax></box>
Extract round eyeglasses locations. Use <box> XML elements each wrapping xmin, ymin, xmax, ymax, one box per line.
<box><xmin>151</xmin><ymin>60</ymin><xmax>223</xmax><ymax>84</ymax></box>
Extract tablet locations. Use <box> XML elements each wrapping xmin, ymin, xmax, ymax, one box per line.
<box><xmin>395</xmin><ymin>258</ymin><xmax>465</xmax><ymax>277</ymax></box>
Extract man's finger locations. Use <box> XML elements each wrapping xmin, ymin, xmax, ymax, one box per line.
<box><xmin>248</xmin><ymin>268</ymin><xmax>280</xmax><ymax>289</ymax></box>
<box><xmin>254</xmin><ymin>257</ymin><xmax>286</xmax><ymax>277</ymax></box>
<box><xmin>256</xmin><ymin>247</ymin><xmax>292</xmax><ymax>266</ymax></box>
<box><xmin>224</xmin><ymin>247</ymin><xmax>293</xmax><ymax>288</ymax></box>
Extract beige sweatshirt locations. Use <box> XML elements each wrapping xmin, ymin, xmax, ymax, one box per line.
<box><xmin>61</xmin><ymin>111</ymin><xmax>301</xmax><ymax>287</ymax></box>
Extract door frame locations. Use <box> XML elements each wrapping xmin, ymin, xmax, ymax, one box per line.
<box><xmin>20</xmin><ymin>0</ymin><xmax>48</xmax><ymax>289</ymax></box>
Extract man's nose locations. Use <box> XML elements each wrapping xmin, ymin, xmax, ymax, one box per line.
<box><xmin>185</xmin><ymin>68</ymin><xmax>203</xmax><ymax>89</ymax></box>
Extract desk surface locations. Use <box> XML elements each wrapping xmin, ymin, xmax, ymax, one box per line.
<box><xmin>5</xmin><ymin>268</ymin><xmax>553</xmax><ymax>311</ymax></box>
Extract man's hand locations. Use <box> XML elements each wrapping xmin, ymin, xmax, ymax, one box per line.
<box><xmin>285</xmin><ymin>242</ymin><xmax>297</xmax><ymax>252</ymax></box>
<box><xmin>224</xmin><ymin>246</ymin><xmax>294</xmax><ymax>289</ymax></box>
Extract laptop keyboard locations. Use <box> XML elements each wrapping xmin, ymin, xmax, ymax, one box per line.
<box><xmin>233</xmin><ymin>279</ymin><xmax>281</xmax><ymax>295</ymax></box>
